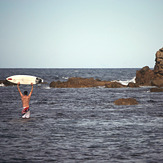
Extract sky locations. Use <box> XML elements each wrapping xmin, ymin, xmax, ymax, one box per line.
<box><xmin>0</xmin><ymin>0</ymin><xmax>163</xmax><ymax>68</ymax></box>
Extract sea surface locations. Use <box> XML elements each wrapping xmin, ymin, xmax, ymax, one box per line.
<box><xmin>0</xmin><ymin>68</ymin><xmax>163</xmax><ymax>163</ymax></box>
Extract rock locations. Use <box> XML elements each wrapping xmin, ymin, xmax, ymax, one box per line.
<box><xmin>127</xmin><ymin>82</ymin><xmax>139</xmax><ymax>88</ymax></box>
<box><xmin>50</xmin><ymin>77</ymin><xmax>111</xmax><ymax>88</ymax></box>
<box><xmin>160</xmin><ymin>47</ymin><xmax>163</xmax><ymax>52</ymax></box>
<box><xmin>151</xmin><ymin>79</ymin><xmax>163</xmax><ymax>87</ymax></box>
<box><xmin>105</xmin><ymin>82</ymin><xmax>126</xmax><ymax>88</ymax></box>
<box><xmin>140</xmin><ymin>66</ymin><xmax>150</xmax><ymax>74</ymax></box>
<box><xmin>150</xmin><ymin>88</ymin><xmax>163</xmax><ymax>92</ymax></box>
<box><xmin>41</xmin><ymin>82</ymin><xmax>49</xmax><ymax>84</ymax></box>
<box><xmin>154</xmin><ymin>47</ymin><xmax>163</xmax><ymax>75</ymax></box>
<box><xmin>135</xmin><ymin>66</ymin><xmax>155</xmax><ymax>86</ymax></box>
<box><xmin>114</xmin><ymin>98</ymin><xmax>138</xmax><ymax>105</ymax></box>
<box><xmin>50</xmin><ymin>81</ymin><xmax>66</xmax><ymax>88</ymax></box>
<box><xmin>135</xmin><ymin>48</ymin><xmax>163</xmax><ymax>86</ymax></box>
<box><xmin>0</xmin><ymin>80</ymin><xmax>16</xmax><ymax>86</ymax></box>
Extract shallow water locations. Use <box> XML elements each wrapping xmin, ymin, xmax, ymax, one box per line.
<box><xmin>0</xmin><ymin>69</ymin><xmax>163</xmax><ymax>162</ymax></box>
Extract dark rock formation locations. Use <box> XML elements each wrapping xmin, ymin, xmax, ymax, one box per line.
<box><xmin>154</xmin><ymin>47</ymin><xmax>163</xmax><ymax>75</ymax></box>
<box><xmin>150</xmin><ymin>88</ymin><xmax>163</xmax><ymax>92</ymax></box>
<box><xmin>127</xmin><ymin>82</ymin><xmax>139</xmax><ymax>88</ymax></box>
<box><xmin>105</xmin><ymin>82</ymin><xmax>126</xmax><ymax>88</ymax></box>
<box><xmin>151</xmin><ymin>79</ymin><xmax>163</xmax><ymax>87</ymax></box>
<box><xmin>50</xmin><ymin>77</ymin><xmax>111</xmax><ymax>88</ymax></box>
<box><xmin>135</xmin><ymin>66</ymin><xmax>155</xmax><ymax>86</ymax></box>
<box><xmin>135</xmin><ymin>48</ymin><xmax>163</xmax><ymax>86</ymax></box>
<box><xmin>0</xmin><ymin>80</ymin><xmax>16</xmax><ymax>86</ymax></box>
<box><xmin>114</xmin><ymin>98</ymin><xmax>138</xmax><ymax>105</ymax></box>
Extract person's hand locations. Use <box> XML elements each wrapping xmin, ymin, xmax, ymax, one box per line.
<box><xmin>31</xmin><ymin>83</ymin><xmax>33</xmax><ymax>86</ymax></box>
<box><xmin>17</xmin><ymin>82</ymin><xmax>20</xmax><ymax>85</ymax></box>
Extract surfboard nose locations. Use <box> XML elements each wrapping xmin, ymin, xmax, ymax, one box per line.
<box><xmin>7</xmin><ymin>78</ymin><xmax>12</xmax><ymax>80</ymax></box>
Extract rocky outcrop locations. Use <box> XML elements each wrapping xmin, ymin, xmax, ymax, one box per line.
<box><xmin>135</xmin><ymin>66</ymin><xmax>155</xmax><ymax>86</ymax></box>
<box><xmin>50</xmin><ymin>77</ymin><xmax>128</xmax><ymax>88</ymax></box>
<box><xmin>105</xmin><ymin>82</ymin><xmax>126</xmax><ymax>88</ymax></box>
<box><xmin>127</xmin><ymin>82</ymin><xmax>139</xmax><ymax>88</ymax></box>
<box><xmin>0</xmin><ymin>80</ymin><xmax>16</xmax><ymax>86</ymax></box>
<box><xmin>136</xmin><ymin>48</ymin><xmax>163</xmax><ymax>86</ymax></box>
<box><xmin>151</xmin><ymin>79</ymin><xmax>163</xmax><ymax>87</ymax></box>
<box><xmin>114</xmin><ymin>98</ymin><xmax>138</xmax><ymax>105</ymax></box>
<box><xmin>154</xmin><ymin>47</ymin><xmax>163</xmax><ymax>75</ymax></box>
<box><xmin>50</xmin><ymin>77</ymin><xmax>112</xmax><ymax>88</ymax></box>
<box><xmin>150</xmin><ymin>88</ymin><xmax>163</xmax><ymax>92</ymax></box>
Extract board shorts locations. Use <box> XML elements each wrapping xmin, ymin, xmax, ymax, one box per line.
<box><xmin>22</xmin><ymin>107</ymin><xmax>30</xmax><ymax>115</ymax></box>
<box><xmin>22</xmin><ymin>107</ymin><xmax>30</xmax><ymax>119</ymax></box>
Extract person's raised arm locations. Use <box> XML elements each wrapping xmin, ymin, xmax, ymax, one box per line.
<box><xmin>17</xmin><ymin>82</ymin><xmax>23</xmax><ymax>97</ymax></box>
<box><xmin>28</xmin><ymin>83</ymin><xmax>33</xmax><ymax>98</ymax></box>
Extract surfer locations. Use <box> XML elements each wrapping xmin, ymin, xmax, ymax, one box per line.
<box><xmin>17</xmin><ymin>82</ymin><xmax>33</xmax><ymax>118</ymax></box>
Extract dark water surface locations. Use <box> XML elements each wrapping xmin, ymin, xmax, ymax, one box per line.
<box><xmin>0</xmin><ymin>69</ymin><xmax>163</xmax><ymax>162</ymax></box>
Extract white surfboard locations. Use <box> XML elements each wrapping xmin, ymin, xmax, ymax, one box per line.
<box><xmin>6</xmin><ymin>75</ymin><xmax>43</xmax><ymax>85</ymax></box>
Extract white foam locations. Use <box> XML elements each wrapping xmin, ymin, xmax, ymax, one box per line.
<box><xmin>0</xmin><ymin>83</ymin><xmax>5</xmax><ymax>87</ymax></box>
<box><xmin>112</xmin><ymin>77</ymin><xmax>136</xmax><ymax>86</ymax></box>
<box><xmin>97</xmin><ymin>86</ymin><xmax>105</xmax><ymax>89</ymax></box>
<box><xmin>62</xmin><ymin>77</ymin><xmax>69</xmax><ymax>80</ymax></box>
<box><xmin>44</xmin><ymin>86</ymin><xmax>51</xmax><ymax>89</ymax></box>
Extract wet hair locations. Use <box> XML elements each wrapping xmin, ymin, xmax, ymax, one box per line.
<box><xmin>24</xmin><ymin>91</ymin><xmax>28</xmax><ymax>95</ymax></box>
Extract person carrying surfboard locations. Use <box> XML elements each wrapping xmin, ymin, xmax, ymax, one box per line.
<box><xmin>17</xmin><ymin>82</ymin><xmax>33</xmax><ymax>118</ymax></box>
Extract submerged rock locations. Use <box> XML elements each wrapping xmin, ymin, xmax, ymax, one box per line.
<box><xmin>150</xmin><ymin>88</ymin><xmax>163</xmax><ymax>92</ymax></box>
<box><xmin>114</xmin><ymin>98</ymin><xmax>138</xmax><ymax>105</ymax></box>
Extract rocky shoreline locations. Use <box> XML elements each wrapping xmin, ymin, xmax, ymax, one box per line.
<box><xmin>49</xmin><ymin>47</ymin><xmax>163</xmax><ymax>90</ymax></box>
<box><xmin>1</xmin><ymin>47</ymin><xmax>163</xmax><ymax>91</ymax></box>
<box><xmin>49</xmin><ymin>77</ymin><xmax>139</xmax><ymax>88</ymax></box>
<box><xmin>1</xmin><ymin>47</ymin><xmax>163</xmax><ymax>106</ymax></box>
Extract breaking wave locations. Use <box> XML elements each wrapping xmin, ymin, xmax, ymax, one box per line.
<box><xmin>112</xmin><ymin>77</ymin><xmax>136</xmax><ymax>86</ymax></box>
<box><xmin>0</xmin><ymin>83</ymin><xmax>4</xmax><ymax>87</ymax></box>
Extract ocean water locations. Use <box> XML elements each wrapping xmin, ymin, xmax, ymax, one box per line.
<box><xmin>0</xmin><ymin>68</ymin><xmax>163</xmax><ymax>163</ymax></box>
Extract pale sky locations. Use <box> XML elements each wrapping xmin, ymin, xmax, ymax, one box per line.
<box><xmin>0</xmin><ymin>0</ymin><xmax>163</xmax><ymax>68</ymax></box>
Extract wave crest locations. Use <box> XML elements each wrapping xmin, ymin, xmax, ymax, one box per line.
<box><xmin>112</xmin><ymin>77</ymin><xmax>136</xmax><ymax>86</ymax></box>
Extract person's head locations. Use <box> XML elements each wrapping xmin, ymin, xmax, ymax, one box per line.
<box><xmin>24</xmin><ymin>91</ymin><xmax>28</xmax><ymax>95</ymax></box>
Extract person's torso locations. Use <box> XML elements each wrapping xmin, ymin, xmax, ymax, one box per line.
<box><xmin>21</xmin><ymin>95</ymin><xmax>30</xmax><ymax>107</ymax></box>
